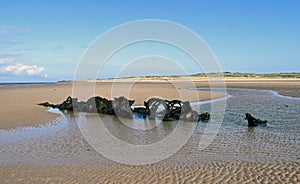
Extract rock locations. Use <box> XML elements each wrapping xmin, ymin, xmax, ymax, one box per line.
<box><xmin>132</xmin><ymin>105</ymin><xmax>149</xmax><ymax>118</ymax></box>
<box><xmin>181</xmin><ymin>110</ymin><xmax>199</xmax><ymax>122</ymax></box>
<box><xmin>245</xmin><ymin>113</ymin><xmax>267</xmax><ymax>127</ymax></box>
<box><xmin>163</xmin><ymin>100</ymin><xmax>182</xmax><ymax>121</ymax></box>
<box><xmin>181</xmin><ymin>101</ymin><xmax>192</xmax><ymax>113</ymax></box>
<box><xmin>112</xmin><ymin>96</ymin><xmax>135</xmax><ymax>118</ymax></box>
<box><xmin>38</xmin><ymin>102</ymin><xmax>55</xmax><ymax>108</ymax></box>
<box><xmin>84</xmin><ymin>97</ymin><xmax>99</xmax><ymax>112</ymax></box>
<box><xmin>199</xmin><ymin>112</ymin><xmax>210</xmax><ymax>122</ymax></box>
<box><xmin>145</xmin><ymin>98</ymin><xmax>167</xmax><ymax>120</ymax></box>
<box><xmin>89</xmin><ymin>96</ymin><xmax>114</xmax><ymax>115</ymax></box>
<box><xmin>58</xmin><ymin>96</ymin><xmax>74</xmax><ymax>111</ymax></box>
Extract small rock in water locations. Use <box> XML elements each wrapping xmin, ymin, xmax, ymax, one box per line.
<box><xmin>244</xmin><ymin>113</ymin><xmax>268</xmax><ymax>127</ymax></box>
<box><xmin>198</xmin><ymin>112</ymin><xmax>210</xmax><ymax>122</ymax></box>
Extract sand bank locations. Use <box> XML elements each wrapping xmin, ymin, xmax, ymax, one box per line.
<box><xmin>1</xmin><ymin>79</ymin><xmax>299</xmax><ymax>130</ymax></box>
<box><xmin>223</xmin><ymin>79</ymin><xmax>300</xmax><ymax>98</ymax></box>
<box><xmin>0</xmin><ymin>81</ymin><xmax>224</xmax><ymax>130</ymax></box>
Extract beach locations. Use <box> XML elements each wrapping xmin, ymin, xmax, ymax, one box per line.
<box><xmin>2</xmin><ymin>0</ymin><xmax>299</xmax><ymax>182</ymax></box>
<box><xmin>1</xmin><ymin>79</ymin><xmax>299</xmax><ymax>130</ymax></box>
<box><xmin>0</xmin><ymin>79</ymin><xmax>299</xmax><ymax>183</ymax></box>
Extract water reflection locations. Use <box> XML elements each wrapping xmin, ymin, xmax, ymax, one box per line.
<box><xmin>246</xmin><ymin>127</ymin><xmax>255</xmax><ymax>136</ymax></box>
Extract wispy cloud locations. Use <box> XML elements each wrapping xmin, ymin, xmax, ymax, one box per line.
<box><xmin>0</xmin><ymin>57</ymin><xmax>47</xmax><ymax>78</ymax></box>
<box><xmin>0</xmin><ymin>53</ymin><xmax>22</xmax><ymax>58</ymax></box>
<box><xmin>0</xmin><ymin>38</ymin><xmax>25</xmax><ymax>49</ymax></box>
<box><xmin>0</xmin><ymin>25</ymin><xmax>33</xmax><ymax>49</ymax></box>
<box><xmin>51</xmin><ymin>45</ymin><xmax>64</xmax><ymax>51</ymax></box>
<box><xmin>0</xmin><ymin>25</ymin><xmax>33</xmax><ymax>36</ymax></box>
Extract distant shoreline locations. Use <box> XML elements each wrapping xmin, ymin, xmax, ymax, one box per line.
<box><xmin>2</xmin><ymin>72</ymin><xmax>299</xmax><ymax>84</ymax></box>
<box><xmin>0</xmin><ymin>82</ymin><xmax>55</xmax><ymax>85</ymax></box>
<box><xmin>58</xmin><ymin>72</ymin><xmax>300</xmax><ymax>83</ymax></box>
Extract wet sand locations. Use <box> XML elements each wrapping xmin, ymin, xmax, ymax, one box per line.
<box><xmin>216</xmin><ymin>79</ymin><xmax>300</xmax><ymax>98</ymax></box>
<box><xmin>1</xmin><ymin>162</ymin><xmax>299</xmax><ymax>183</ymax></box>
<box><xmin>0</xmin><ymin>79</ymin><xmax>299</xmax><ymax>183</ymax></box>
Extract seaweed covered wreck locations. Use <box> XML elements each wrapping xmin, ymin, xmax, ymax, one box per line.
<box><xmin>39</xmin><ymin>96</ymin><xmax>210</xmax><ymax>122</ymax></box>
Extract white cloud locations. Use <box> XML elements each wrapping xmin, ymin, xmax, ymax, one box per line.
<box><xmin>4</xmin><ymin>63</ymin><xmax>45</xmax><ymax>76</ymax></box>
<box><xmin>0</xmin><ymin>57</ymin><xmax>47</xmax><ymax>78</ymax></box>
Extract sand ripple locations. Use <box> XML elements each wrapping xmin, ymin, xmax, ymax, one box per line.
<box><xmin>0</xmin><ymin>162</ymin><xmax>299</xmax><ymax>183</ymax></box>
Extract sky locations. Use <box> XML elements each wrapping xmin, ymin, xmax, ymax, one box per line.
<box><xmin>0</xmin><ymin>0</ymin><xmax>299</xmax><ymax>82</ymax></box>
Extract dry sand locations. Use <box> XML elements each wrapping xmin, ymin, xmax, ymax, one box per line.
<box><xmin>0</xmin><ymin>83</ymin><xmax>71</xmax><ymax>130</ymax></box>
<box><xmin>0</xmin><ymin>79</ymin><xmax>299</xmax><ymax>183</ymax></box>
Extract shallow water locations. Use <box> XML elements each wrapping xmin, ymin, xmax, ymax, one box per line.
<box><xmin>0</xmin><ymin>88</ymin><xmax>299</xmax><ymax>166</ymax></box>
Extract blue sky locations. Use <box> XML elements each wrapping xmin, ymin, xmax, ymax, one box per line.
<box><xmin>0</xmin><ymin>0</ymin><xmax>299</xmax><ymax>82</ymax></box>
